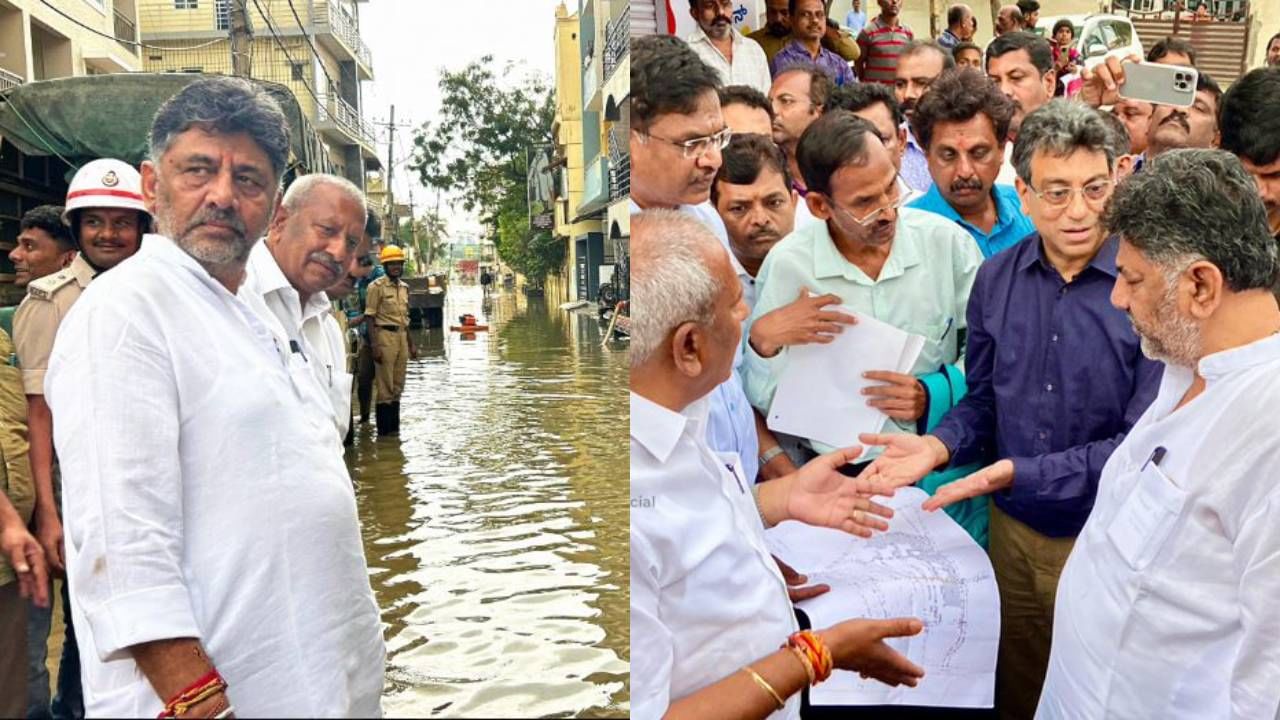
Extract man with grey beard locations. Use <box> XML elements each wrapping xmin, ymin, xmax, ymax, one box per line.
<box><xmin>239</xmin><ymin>173</ymin><xmax>367</xmax><ymax>448</ymax></box>
<box><xmin>44</xmin><ymin>76</ymin><xmax>384</xmax><ymax>717</ymax></box>
<box><xmin>1037</xmin><ymin>149</ymin><xmax>1280</xmax><ymax>719</ymax></box>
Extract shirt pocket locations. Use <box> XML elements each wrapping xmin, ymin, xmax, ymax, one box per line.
<box><xmin>1105</xmin><ymin>461</ymin><xmax>1187</xmax><ymax>571</ymax></box>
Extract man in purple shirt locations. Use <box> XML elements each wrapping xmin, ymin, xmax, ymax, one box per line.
<box><xmin>771</xmin><ymin>0</ymin><xmax>856</xmax><ymax>85</ymax></box>
<box><xmin>861</xmin><ymin>100</ymin><xmax>1161</xmax><ymax>720</ymax></box>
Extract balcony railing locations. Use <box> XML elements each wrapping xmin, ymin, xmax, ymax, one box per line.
<box><xmin>316</xmin><ymin>93</ymin><xmax>376</xmax><ymax>148</ymax></box>
<box><xmin>604</xmin><ymin>5</ymin><xmax>630</xmax><ymax>79</ymax></box>
<box><xmin>322</xmin><ymin>2</ymin><xmax>373</xmax><ymax>70</ymax></box>
<box><xmin>582</xmin><ymin>155</ymin><xmax>610</xmax><ymax>208</ymax></box>
<box><xmin>0</xmin><ymin>67</ymin><xmax>22</xmax><ymax>93</ymax></box>
<box><xmin>607</xmin><ymin>127</ymin><xmax>629</xmax><ymax>201</ymax></box>
<box><xmin>114</xmin><ymin>8</ymin><xmax>138</xmax><ymax>54</ymax></box>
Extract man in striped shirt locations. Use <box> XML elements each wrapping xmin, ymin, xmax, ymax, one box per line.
<box><xmin>855</xmin><ymin>0</ymin><xmax>914</xmax><ymax>85</ymax></box>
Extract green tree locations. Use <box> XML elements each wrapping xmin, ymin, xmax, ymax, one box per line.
<box><xmin>409</xmin><ymin>56</ymin><xmax>560</xmax><ymax>285</ymax></box>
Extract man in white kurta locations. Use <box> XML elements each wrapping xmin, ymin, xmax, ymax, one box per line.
<box><xmin>1036</xmin><ymin>148</ymin><xmax>1280</xmax><ymax>719</ymax></box>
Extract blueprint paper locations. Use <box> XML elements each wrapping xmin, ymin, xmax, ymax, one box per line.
<box><xmin>764</xmin><ymin>487</ymin><xmax>999</xmax><ymax>708</ymax></box>
<box><xmin>766</xmin><ymin>308</ymin><xmax>925</xmax><ymax>449</ymax></box>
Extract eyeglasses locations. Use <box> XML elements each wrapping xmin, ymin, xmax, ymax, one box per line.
<box><xmin>641</xmin><ymin>127</ymin><xmax>732</xmax><ymax>159</ymax></box>
<box><xmin>824</xmin><ymin>176</ymin><xmax>906</xmax><ymax>226</ymax></box>
<box><xmin>1027</xmin><ymin>179</ymin><xmax>1114</xmax><ymax>208</ymax></box>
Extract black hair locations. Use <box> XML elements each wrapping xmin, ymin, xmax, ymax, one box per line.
<box><xmin>985</xmin><ymin>30</ymin><xmax>1054</xmax><ymax>75</ymax></box>
<box><xmin>631</xmin><ymin>35</ymin><xmax>722</xmax><ymax>129</ymax></box>
<box><xmin>1015</xmin><ymin>0</ymin><xmax>1039</xmax><ymax>15</ymax></box>
<box><xmin>951</xmin><ymin>41</ymin><xmax>982</xmax><ymax>61</ymax></box>
<box><xmin>712</xmin><ymin>134</ymin><xmax>794</xmax><ymax>203</ymax></box>
<box><xmin>1098</xmin><ymin>109</ymin><xmax>1132</xmax><ymax>159</ymax></box>
<box><xmin>826</xmin><ymin>82</ymin><xmax>905</xmax><ymax>129</ymax></box>
<box><xmin>795</xmin><ymin>111</ymin><xmax>879</xmax><ymax>196</ymax></box>
<box><xmin>947</xmin><ymin>4</ymin><xmax>968</xmax><ymax>28</ymax></box>
<box><xmin>1147</xmin><ymin>36</ymin><xmax>1198</xmax><ymax>66</ymax></box>
<box><xmin>773</xmin><ymin>63</ymin><xmax>836</xmax><ymax>109</ymax></box>
<box><xmin>1051</xmin><ymin>19</ymin><xmax>1074</xmax><ymax>38</ymax></box>
<box><xmin>1196</xmin><ymin>71</ymin><xmax>1223</xmax><ymax>108</ymax></box>
<box><xmin>1218</xmin><ymin>68</ymin><xmax>1280</xmax><ymax>166</ymax></box>
<box><xmin>718</xmin><ymin>85</ymin><xmax>774</xmax><ymax>121</ymax></box>
<box><xmin>900</xmin><ymin>39</ymin><xmax>957</xmax><ymax>70</ymax></box>
<box><xmin>910</xmin><ymin>67</ymin><xmax>1016</xmax><ymax>150</ymax></box>
<box><xmin>19</xmin><ymin>205</ymin><xmax>75</xmax><ymax>252</ymax></box>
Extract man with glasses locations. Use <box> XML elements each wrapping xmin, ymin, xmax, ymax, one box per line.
<box><xmin>741</xmin><ymin>112</ymin><xmax>982</xmax><ymax>523</ymax></box>
<box><xmin>686</xmin><ymin>0</ymin><xmax>772</xmax><ymax>95</ymax></box>
<box><xmin>769</xmin><ymin>65</ymin><xmax>832</xmax><ymax>228</ymax></box>
<box><xmin>771</xmin><ymin>0</ymin><xmax>856</xmax><ymax>86</ymax></box>
<box><xmin>861</xmin><ymin>101</ymin><xmax>1161</xmax><ymax>720</ymax></box>
<box><xmin>908</xmin><ymin>67</ymin><xmax>1035</xmax><ymax>258</ymax></box>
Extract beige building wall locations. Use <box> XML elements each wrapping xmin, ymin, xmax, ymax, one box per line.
<box><xmin>0</xmin><ymin>0</ymin><xmax>142</xmax><ymax>82</ymax></box>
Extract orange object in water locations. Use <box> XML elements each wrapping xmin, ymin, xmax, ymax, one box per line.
<box><xmin>450</xmin><ymin>313</ymin><xmax>489</xmax><ymax>332</ymax></box>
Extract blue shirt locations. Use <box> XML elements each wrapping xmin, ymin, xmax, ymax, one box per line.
<box><xmin>771</xmin><ymin>40</ymin><xmax>856</xmax><ymax>86</ymax></box>
<box><xmin>930</xmin><ymin>235</ymin><xmax>1162</xmax><ymax>538</ymax></box>
<box><xmin>845</xmin><ymin>9</ymin><xmax>868</xmax><ymax>35</ymax></box>
<box><xmin>900</xmin><ymin>127</ymin><xmax>932</xmax><ymax>194</ymax></box>
<box><xmin>908</xmin><ymin>183</ymin><xmax>1036</xmax><ymax>258</ymax></box>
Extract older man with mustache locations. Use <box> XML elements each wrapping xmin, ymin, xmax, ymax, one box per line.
<box><xmin>239</xmin><ymin>173</ymin><xmax>367</xmax><ymax>449</ymax></box>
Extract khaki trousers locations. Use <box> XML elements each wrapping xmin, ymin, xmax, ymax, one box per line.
<box><xmin>989</xmin><ymin>504</ymin><xmax>1075</xmax><ymax>720</ymax></box>
<box><xmin>373</xmin><ymin>329</ymin><xmax>408</xmax><ymax>403</ymax></box>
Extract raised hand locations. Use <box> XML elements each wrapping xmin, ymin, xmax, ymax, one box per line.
<box><xmin>748</xmin><ymin>287</ymin><xmax>857</xmax><ymax>359</ymax></box>
<box><xmin>859</xmin><ymin>432</ymin><xmax>950</xmax><ymax>489</ymax></box>
<box><xmin>1080</xmin><ymin>53</ymin><xmax>1143</xmax><ymax>108</ymax></box>
<box><xmin>862</xmin><ymin>371</ymin><xmax>927</xmax><ymax>421</ymax></box>
<box><xmin>784</xmin><ymin>446</ymin><xmax>896</xmax><ymax>538</ymax></box>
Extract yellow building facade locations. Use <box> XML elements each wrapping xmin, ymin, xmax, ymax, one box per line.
<box><xmin>135</xmin><ymin>0</ymin><xmax>379</xmax><ymax>190</ymax></box>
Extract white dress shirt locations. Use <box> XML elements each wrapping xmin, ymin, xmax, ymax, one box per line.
<box><xmin>239</xmin><ymin>241</ymin><xmax>350</xmax><ymax>445</ymax></box>
<box><xmin>46</xmin><ymin>235</ymin><xmax>385</xmax><ymax>718</ymax></box>
<box><xmin>631</xmin><ymin>391</ymin><xmax>799</xmax><ymax>720</ymax></box>
<box><xmin>686</xmin><ymin>26</ymin><xmax>773</xmax><ymax>96</ymax></box>
<box><xmin>1038</xmin><ymin>332</ymin><xmax>1280</xmax><ymax>720</ymax></box>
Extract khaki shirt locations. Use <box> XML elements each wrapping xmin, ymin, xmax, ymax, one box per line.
<box><xmin>0</xmin><ymin>328</ymin><xmax>33</xmax><ymax>587</ymax></box>
<box><xmin>14</xmin><ymin>253</ymin><xmax>96</xmax><ymax>395</ymax></box>
<box><xmin>363</xmin><ymin>276</ymin><xmax>409</xmax><ymax>328</ymax></box>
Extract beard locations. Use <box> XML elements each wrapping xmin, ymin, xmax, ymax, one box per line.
<box><xmin>155</xmin><ymin>181</ymin><xmax>254</xmax><ymax>267</ymax></box>
<box><xmin>1132</xmin><ymin>280</ymin><xmax>1201</xmax><ymax>367</ymax></box>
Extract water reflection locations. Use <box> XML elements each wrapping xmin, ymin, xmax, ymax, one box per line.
<box><xmin>348</xmin><ymin>284</ymin><xmax>629</xmax><ymax>718</ymax></box>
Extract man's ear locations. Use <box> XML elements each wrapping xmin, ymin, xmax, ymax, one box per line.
<box><xmin>267</xmin><ymin>196</ymin><xmax>289</xmax><ymax>241</ymax></box>
<box><xmin>670</xmin><ymin>322</ymin><xmax>706</xmax><ymax>379</ymax></box>
<box><xmin>1014</xmin><ymin>176</ymin><xmax>1031</xmax><ymax>216</ymax></box>
<box><xmin>1184</xmin><ymin>260</ymin><xmax>1225</xmax><ymax>320</ymax></box>
<box><xmin>806</xmin><ymin>191</ymin><xmax>832</xmax><ymax>221</ymax></box>
<box><xmin>140</xmin><ymin>160</ymin><xmax>159</xmax><ymax>214</ymax></box>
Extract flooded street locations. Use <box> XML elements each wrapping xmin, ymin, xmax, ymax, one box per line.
<box><xmin>346</xmin><ymin>284</ymin><xmax>629</xmax><ymax>717</ymax></box>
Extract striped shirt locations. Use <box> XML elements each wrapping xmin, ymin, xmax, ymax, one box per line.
<box><xmin>856</xmin><ymin>16</ymin><xmax>914</xmax><ymax>85</ymax></box>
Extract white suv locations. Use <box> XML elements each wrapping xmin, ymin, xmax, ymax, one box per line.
<box><xmin>1035</xmin><ymin>14</ymin><xmax>1145</xmax><ymax>70</ymax></box>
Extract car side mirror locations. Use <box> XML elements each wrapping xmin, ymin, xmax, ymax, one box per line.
<box><xmin>1086</xmin><ymin>41</ymin><xmax>1108</xmax><ymax>58</ymax></box>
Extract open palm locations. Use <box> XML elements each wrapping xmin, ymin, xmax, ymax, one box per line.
<box><xmin>785</xmin><ymin>447</ymin><xmax>895</xmax><ymax>537</ymax></box>
<box><xmin>859</xmin><ymin>433</ymin><xmax>942</xmax><ymax>488</ymax></box>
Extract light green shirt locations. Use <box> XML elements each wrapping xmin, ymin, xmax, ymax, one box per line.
<box><xmin>742</xmin><ymin>208</ymin><xmax>982</xmax><ymax>454</ymax></box>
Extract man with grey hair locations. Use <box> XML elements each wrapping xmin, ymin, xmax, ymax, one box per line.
<box><xmin>1037</xmin><ymin>148</ymin><xmax>1280</xmax><ymax>719</ymax></box>
<box><xmin>863</xmin><ymin>99</ymin><xmax>1161</xmax><ymax>720</ymax></box>
<box><xmin>630</xmin><ymin>208</ymin><xmax>925</xmax><ymax>720</ymax></box>
<box><xmin>45</xmin><ymin>76</ymin><xmax>384</xmax><ymax>717</ymax></box>
<box><xmin>239</xmin><ymin>172</ymin><xmax>367</xmax><ymax>447</ymax></box>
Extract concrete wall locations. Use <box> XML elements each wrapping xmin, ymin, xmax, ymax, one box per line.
<box><xmin>1246</xmin><ymin>1</ymin><xmax>1280</xmax><ymax>70</ymax></box>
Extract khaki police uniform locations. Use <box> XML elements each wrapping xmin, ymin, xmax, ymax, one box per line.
<box><xmin>364</xmin><ymin>275</ymin><xmax>410</xmax><ymax>402</ymax></box>
<box><xmin>13</xmin><ymin>253</ymin><xmax>96</xmax><ymax>396</ymax></box>
<box><xmin>0</xmin><ymin>326</ymin><xmax>34</xmax><ymax>716</ymax></box>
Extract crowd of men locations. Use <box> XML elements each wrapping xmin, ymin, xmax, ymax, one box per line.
<box><xmin>633</xmin><ymin>3</ymin><xmax>1280</xmax><ymax>719</ymax></box>
<box><xmin>0</xmin><ymin>76</ymin><xmax>425</xmax><ymax>717</ymax></box>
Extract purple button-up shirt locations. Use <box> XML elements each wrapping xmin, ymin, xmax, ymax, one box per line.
<box><xmin>770</xmin><ymin>39</ymin><xmax>856</xmax><ymax>86</ymax></box>
<box><xmin>931</xmin><ymin>234</ymin><xmax>1163</xmax><ymax>538</ymax></box>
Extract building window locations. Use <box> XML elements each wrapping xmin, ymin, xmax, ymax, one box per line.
<box><xmin>215</xmin><ymin>0</ymin><xmax>230</xmax><ymax>30</ymax></box>
<box><xmin>175</xmin><ymin>0</ymin><xmax>198</xmax><ymax>9</ymax></box>
<box><xmin>291</xmin><ymin>62</ymin><xmax>307</xmax><ymax>81</ymax></box>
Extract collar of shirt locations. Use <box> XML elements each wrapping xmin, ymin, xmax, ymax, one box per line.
<box><xmin>688</xmin><ymin>24</ymin><xmax>742</xmax><ymax>50</ymax></box>
<box><xmin>1198</xmin><ymin>328</ymin><xmax>1280</xmax><ymax>381</ymax></box>
<box><xmin>630</xmin><ymin>391</ymin><xmax>702</xmax><ymax>463</ymax></box>
<box><xmin>70</xmin><ymin>252</ymin><xmax>98</xmax><ymax>288</ymax></box>
<box><xmin>910</xmin><ymin>182</ymin><xmax>1031</xmax><ymax>256</ymax></box>
<box><xmin>245</xmin><ymin>241</ymin><xmax>333</xmax><ymax>328</ymax></box>
<box><xmin>1016</xmin><ymin>232</ymin><xmax>1120</xmax><ymax>279</ymax></box>
<box><xmin>811</xmin><ymin>214</ymin><xmax>922</xmax><ymax>284</ymax></box>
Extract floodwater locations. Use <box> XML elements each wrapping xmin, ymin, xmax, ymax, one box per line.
<box><xmin>346</xmin><ymin>283</ymin><xmax>630</xmax><ymax>718</ymax></box>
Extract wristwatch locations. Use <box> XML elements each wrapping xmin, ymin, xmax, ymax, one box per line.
<box><xmin>759</xmin><ymin>445</ymin><xmax>786</xmax><ymax>468</ymax></box>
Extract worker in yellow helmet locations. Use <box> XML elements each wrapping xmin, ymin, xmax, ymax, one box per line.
<box><xmin>363</xmin><ymin>244</ymin><xmax>417</xmax><ymax>435</ymax></box>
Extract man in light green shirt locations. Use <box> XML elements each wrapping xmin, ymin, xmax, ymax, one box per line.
<box><xmin>742</xmin><ymin>111</ymin><xmax>988</xmax><ymax>541</ymax></box>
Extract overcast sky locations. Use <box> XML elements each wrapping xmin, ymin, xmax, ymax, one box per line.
<box><xmin>360</xmin><ymin>0</ymin><xmax>566</xmax><ymax>239</ymax></box>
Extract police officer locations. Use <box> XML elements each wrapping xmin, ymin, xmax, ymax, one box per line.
<box><xmin>14</xmin><ymin>158</ymin><xmax>150</xmax><ymax>719</ymax></box>
<box><xmin>363</xmin><ymin>244</ymin><xmax>417</xmax><ymax>435</ymax></box>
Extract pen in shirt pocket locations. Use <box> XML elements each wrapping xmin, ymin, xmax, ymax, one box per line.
<box><xmin>940</xmin><ymin>317</ymin><xmax>954</xmax><ymax>343</ymax></box>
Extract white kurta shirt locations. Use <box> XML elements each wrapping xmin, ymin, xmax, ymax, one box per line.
<box><xmin>1038</xmin><ymin>332</ymin><xmax>1280</xmax><ymax>720</ymax></box>
<box><xmin>46</xmin><ymin>235</ymin><xmax>385</xmax><ymax>718</ymax></box>
<box><xmin>631</xmin><ymin>391</ymin><xmax>799</xmax><ymax>720</ymax></box>
<box><xmin>686</xmin><ymin>26</ymin><xmax>773</xmax><ymax>96</ymax></box>
<box><xmin>239</xmin><ymin>241</ymin><xmax>350</xmax><ymax>446</ymax></box>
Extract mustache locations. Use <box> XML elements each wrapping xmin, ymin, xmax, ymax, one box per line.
<box><xmin>950</xmin><ymin>177</ymin><xmax>984</xmax><ymax>193</ymax></box>
<box><xmin>183</xmin><ymin>206</ymin><xmax>246</xmax><ymax>239</ymax></box>
<box><xmin>747</xmin><ymin>226</ymin><xmax>781</xmax><ymax>242</ymax></box>
<box><xmin>713</xmin><ymin>15</ymin><xmax>730</xmax><ymax>24</ymax></box>
<box><xmin>1160</xmin><ymin>112</ymin><xmax>1191</xmax><ymax>131</ymax></box>
<box><xmin>307</xmin><ymin>250</ymin><xmax>343</xmax><ymax>277</ymax></box>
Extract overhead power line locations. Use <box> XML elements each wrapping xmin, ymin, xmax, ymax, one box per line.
<box><xmin>37</xmin><ymin>0</ymin><xmax>227</xmax><ymax>52</ymax></box>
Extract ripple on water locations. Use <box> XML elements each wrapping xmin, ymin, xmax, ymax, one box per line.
<box><xmin>348</xmin><ymin>286</ymin><xmax>628</xmax><ymax>718</ymax></box>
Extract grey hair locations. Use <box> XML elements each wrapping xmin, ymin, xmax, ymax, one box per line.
<box><xmin>1104</xmin><ymin>148</ymin><xmax>1278</xmax><ymax>292</ymax></box>
<box><xmin>630</xmin><ymin>209</ymin><xmax>725</xmax><ymax>368</ymax></box>
<box><xmin>1012</xmin><ymin>99</ymin><xmax>1116</xmax><ymax>185</ymax></box>
<box><xmin>282</xmin><ymin>173</ymin><xmax>368</xmax><ymax>220</ymax></box>
<box><xmin>149</xmin><ymin>76</ymin><xmax>291</xmax><ymax>179</ymax></box>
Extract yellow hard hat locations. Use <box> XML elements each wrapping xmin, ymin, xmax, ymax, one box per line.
<box><xmin>379</xmin><ymin>245</ymin><xmax>406</xmax><ymax>263</ymax></box>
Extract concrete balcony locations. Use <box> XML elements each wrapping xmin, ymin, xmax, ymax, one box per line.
<box><xmin>315</xmin><ymin>1</ymin><xmax>373</xmax><ymax>80</ymax></box>
<box><xmin>583</xmin><ymin>51</ymin><xmax>602</xmax><ymax>113</ymax></box>
<box><xmin>114</xmin><ymin>7</ymin><xmax>139</xmax><ymax>57</ymax></box>
<box><xmin>579</xmin><ymin>154</ymin><xmax>610</xmax><ymax>216</ymax></box>
<box><xmin>314</xmin><ymin>92</ymin><xmax>376</xmax><ymax>152</ymax></box>
<box><xmin>0</xmin><ymin>67</ymin><xmax>22</xmax><ymax>94</ymax></box>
